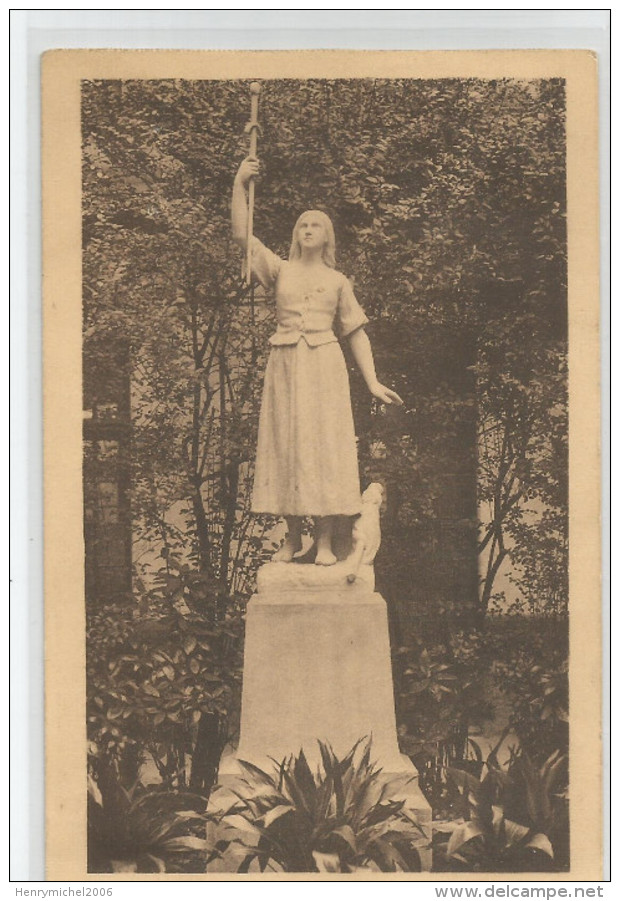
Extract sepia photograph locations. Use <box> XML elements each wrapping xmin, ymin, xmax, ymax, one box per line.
<box><xmin>42</xmin><ymin>50</ymin><xmax>601</xmax><ymax>880</ymax></box>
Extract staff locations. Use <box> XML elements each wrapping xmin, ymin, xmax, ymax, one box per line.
<box><xmin>244</xmin><ymin>82</ymin><xmax>261</xmax><ymax>284</ymax></box>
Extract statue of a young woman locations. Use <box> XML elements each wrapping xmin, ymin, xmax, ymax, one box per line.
<box><xmin>232</xmin><ymin>156</ymin><xmax>403</xmax><ymax>566</ymax></box>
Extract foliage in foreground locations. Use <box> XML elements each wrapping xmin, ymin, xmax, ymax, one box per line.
<box><xmin>394</xmin><ymin>621</ymin><xmax>496</xmax><ymax>821</ymax></box>
<box><xmin>218</xmin><ymin>740</ymin><xmax>427</xmax><ymax>873</ymax></box>
<box><xmin>87</xmin><ymin>748</ymin><xmax>214</xmax><ymax>873</ymax></box>
<box><xmin>433</xmin><ymin>737</ymin><xmax>568</xmax><ymax>873</ymax></box>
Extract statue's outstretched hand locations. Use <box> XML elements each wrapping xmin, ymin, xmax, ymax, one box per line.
<box><xmin>370</xmin><ymin>383</ymin><xmax>404</xmax><ymax>406</ymax></box>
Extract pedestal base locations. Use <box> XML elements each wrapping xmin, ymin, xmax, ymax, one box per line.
<box><xmin>237</xmin><ymin>584</ymin><xmax>407</xmax><ymax>770</ymax></box>
<box><xmin>206</xmin><ymin>580</ymin><xmax>432</xmax><ymax>872</ymax></box>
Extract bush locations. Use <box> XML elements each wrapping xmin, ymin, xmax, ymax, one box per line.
<box><xmin>433</xmin><ymin>739</ymin><xmax>569</xmax><ymax>873</ymax></box>
<box><xmin>87</xmin><ymin>747</ymin><xmax>213</xmax><ymax>873</ymax></box>
<box><xmin>218</xmin><ymin>740</ymin><xmax>427</xmax><ymax>873</ymax></box>
<box><xmin>87</xmin><ymin>561</ymin><xmax>244</xmax><ymax>792</ymax></box>
<box><xmin>488</xmin><ymin>616</ymin><xmax>568</xmax><ymax>761</ymax></box>
<box><xmin>393</xmin><ymin>629</ymin><xmax>494</xmax><ymax>816</ymax></box>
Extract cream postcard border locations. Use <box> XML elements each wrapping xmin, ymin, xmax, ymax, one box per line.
<box><xmin>42</xmin><ymin>49</ymin><xmax>601</xmax><ymax>881</ymax></box>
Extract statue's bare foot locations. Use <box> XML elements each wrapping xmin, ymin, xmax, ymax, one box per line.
<box><xmin>272</xmin><ymin>536</ymin><xmax>302</xmax><ymax>563</ymax></box>
<box><xmin>315</xmin><ymin>547</ymin><xmax>337</xmax><ymax>566</ymax></box>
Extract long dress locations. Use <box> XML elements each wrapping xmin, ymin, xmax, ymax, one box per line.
<box><xmin>250</xmin><ymin>238</ymin><xmax>368</xmax><ymax>517</ymax></box>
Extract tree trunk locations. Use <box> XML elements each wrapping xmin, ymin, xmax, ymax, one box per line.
<box><xmin>191</xmin><ymin>489</ymin><xmax>214</xmax><ymax>579</ymax></box>
<box><xmin>219</xmin><ymin>460</ymin><xmax>239</xmax><ymax>594</ymax></box>
<box><xmin>189</xmin><ymin>712</ymin><xmax>224</xmax><ymax>797</ymax></box>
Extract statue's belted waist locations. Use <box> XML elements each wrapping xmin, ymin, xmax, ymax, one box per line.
<box><xmin>268</xmin><ymin>328</ymin><xmax>339</xmax><ymax>347</ymax></box>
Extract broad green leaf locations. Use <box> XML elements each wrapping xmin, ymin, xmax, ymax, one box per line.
<box><xmin>159</xmin><ymin>836</ymin><xmax>210</xmax><ymax>852</ymax></box>
<box><xmin>526</xmin><ymin>832</ymin><xmax>554</xmax><ymax>858</ymax></box>
<box><xmin>259</xmin><ymin>804</ymin><xmax>294</xmax><ymax>829</ymax></box>
<box><xmin>447</xmin><ymin>821</ymin><xmax>486</xmax><ymax>857</ymax></box>
<box><xmin>312</xmin><ymin>851</ymin><xmax>341</xmax><ymax>873</ymax></box>
<box><xmin>329</xmin><ymin>823</ymin><xmax>357</xmax><ymax>854</ymax></box>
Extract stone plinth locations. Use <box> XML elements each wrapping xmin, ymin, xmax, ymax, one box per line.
<box><xmin>207</xmin><ymin>564</ymin><xmax>432</xmax><ymax>872</ymax></box>
<box><xmin>257</xmin><ymin>556</ymin><xmax>376</xmax><ymax>593</ymax></box>
<box><xmin>237</xmin><ymin>581</ymin><xmax>402</xmax><ymax>770</ymax></box>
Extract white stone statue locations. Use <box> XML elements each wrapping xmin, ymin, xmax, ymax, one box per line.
<box><xmin>231</xmin><ymin>156</ymin><xmax>403</xmax><ymax>566</ymax></box>
<box><xmin>211</xmin><ymin>153</ymin><xmax>432</xmax><ymax>867</ymax></box>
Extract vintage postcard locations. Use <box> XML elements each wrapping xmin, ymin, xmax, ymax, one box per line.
<box><xmin>42</xmin><ymin>50</ymin><xmax>601</xmax><ymax>880</ymax></box>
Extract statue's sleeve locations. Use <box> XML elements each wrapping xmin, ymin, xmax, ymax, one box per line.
<box><xmin>335</xmin><ymin>277</ymin><xmax>369</xmax><ymax>338</ymax></box>
<box><xmin>249</xmin><ymin>237</ymin><xmax>282</xmax><ymax>289</ymax></box>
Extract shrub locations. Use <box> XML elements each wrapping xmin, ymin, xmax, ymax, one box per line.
<box><xmin>394</xmin><ymin>631</ymin><xmax>494</xmax><ymax>817</ymax></box>
<box><xmin>433</xmin><ymin>740</ymin><xmax>568</xmax><ymax>873</ymax></box>
<box><xmin>87</xmin><ymin>747</ymin><xmax>214</xmax><ymax>873</ymax></box>
<box><xmin>490</xmin><ymin>621</ymin><xmax>568</xmax><ymax>761</ymax></box>
<box><xmin>87</xmin><ymin>561</ymin><xmax>244</xmax><ymax>792</ymax></box>
<box><xmin>219</xmin><ymin>740</ymin><xmax>427</xmax><ymax>873</ymax></box>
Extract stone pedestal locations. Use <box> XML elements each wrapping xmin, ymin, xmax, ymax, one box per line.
<box><xmin>207</xmin><ymin>562</ymin><xmax>431</xmax><ymax>872</ymax></box>
<box><xmin>238</xmin><ymin>580</ymin><xmax>404</xmax><ymax>770</ymax></box>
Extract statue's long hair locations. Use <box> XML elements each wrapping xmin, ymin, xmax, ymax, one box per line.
<box><xmin>288</xmin><ymin>210</ymin><xmax>336</xmax><ymax>268</ymax></box>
